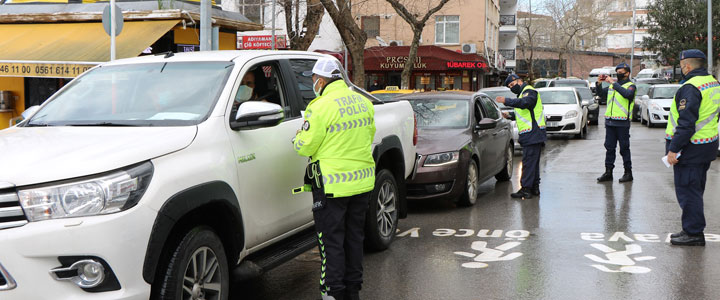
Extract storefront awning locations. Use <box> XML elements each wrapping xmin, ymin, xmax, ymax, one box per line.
<box><xmin>0</xmin><ymin>20</ymin><xmax>179</xmax><ymax>63</ymax></box>
<box><xmin>363</xmin><ymin>45</ymin><xmax>489</xmax><ymax>72</ymax></box>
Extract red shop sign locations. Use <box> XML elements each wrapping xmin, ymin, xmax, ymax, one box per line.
<box><xmin>238</xmin><ymin>35</ymin><xmax>288</xmax><ymax>49</ymax></box>
<box><xmin>446</xmin><ymin>61</ymin><xmax>488</xmax><ymax>69</ymax></box>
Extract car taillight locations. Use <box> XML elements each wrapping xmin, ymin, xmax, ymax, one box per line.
<box><xmin>413</xmin><ymin>114</ymin><xmax>418</xmax><ymax>146</ymax></box>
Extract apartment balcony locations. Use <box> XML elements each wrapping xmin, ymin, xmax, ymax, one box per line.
<box><xmin>499</xmin><ymin>15</ymin><xmax>517</xmax><ymax>34</ymax></box>
<box><xmin>499</xmin><ymin>0</ymin><xmax>517</xmax><ymax>9</ymax></box>
<box><xmin>499</xmin><ymin>49</ymin><xmax>515</xmax><ymax>61</ymax></box>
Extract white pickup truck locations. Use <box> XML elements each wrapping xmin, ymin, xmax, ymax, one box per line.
<box><xmin>0</xmin><ymin>51</ymin><xmax>416</xmax><ymax>299</ymax></box>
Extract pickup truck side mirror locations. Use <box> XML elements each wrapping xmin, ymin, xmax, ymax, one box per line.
<box><xmin>581</xmin><ymin>100</ymin><xmax>590</xmax><ymax>107</ymax></box>
<box><xmin>641</xmin><ymin>95</ymin><xmax>650</xmax><ymax>101</ymax></box>
<box><xmin>231</xmin><ymin>101</ymin><xmax>284</xmax><ymax>130</ymax></box>
<box><xmin>474</xmin><ymin>118</ymin><xmax>497</xmax><ymax>131</ymax></box>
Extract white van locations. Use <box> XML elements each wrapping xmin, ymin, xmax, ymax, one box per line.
<box><xmin>588</xmin><ymin>67</ymin><xmax>617</xmax><ymax>93</ymax></box>
<box><xmin>636</xmin><ymin>68</ymin><xmax>663</xmax><ymax>79</ymax></box>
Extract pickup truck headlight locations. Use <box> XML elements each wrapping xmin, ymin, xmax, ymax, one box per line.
<box><xmin>565</xmin><ymin>110</ymin><xmax>578</xmax><ymax>119</ymax></box>
<box><xmin>424</xmin><ymin>151</ymin><xmax>459</xmax><ymax>167</ymax></box>
<box><xmin>18</xmin><ymin>162</ymin><xmax>153</xmax><ymax>222</ymax></box>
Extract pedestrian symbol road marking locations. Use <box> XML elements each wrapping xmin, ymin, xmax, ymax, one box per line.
<box><xmin>585</xmin><ymin>243</ymin><xmax>656</xmax><ymax>274</ymax></box>
<box><xmin>455</xmin><ymin>241</ymin><xmax>523</xmax><ymax>269</ymax></box>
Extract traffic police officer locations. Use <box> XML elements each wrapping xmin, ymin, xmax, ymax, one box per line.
<box><xmin>596</xmin><ymin>63</ymin><xmax>636</xmax><ymax>183</ymax></box>
<box><xmin>293</xmin><ymin>57</ymin><xmax>376</xmax><ymax>299</ymax></box>
<box><xmin>496</xmin><ymin>74</ymin><xmax>547</xmax><ymax>199</ymax></box>
<box><xmin>665</xmin><ymin>49</ymin><xmax>720</xmax><ymax>246</ymax></box>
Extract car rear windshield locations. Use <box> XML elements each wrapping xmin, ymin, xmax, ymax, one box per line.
<box><xmin>636</xmin><ymin>83</ymin><xmax>651</xmax><ymax>96</ymax></box>
<box><xmin>539</xmin><ymin>91</ymin><xmax>578</xmax><ymax>105</ymax></box>
<box><xmin>26</xmin><ymin>62</ymin><xmax>234</xmax><ymax>127</ymax></box>
<box><xmin>552</xmin><ymin>81</ymin><xmax>587</xmax><ymax>88</ymax></box>
<box><xmin>652</xmin><ymin>86</ymin><xmax>680</xmax><ymax>99</ymax></box>
<box><xmin>481</xmin><ymin>90</ymin><xmax>515</xmax><ymax>108</ymax></box>
<box><xmin>409</xmin><ymin>99</ymin><xmax>469</xmax><ymax>128</ymax></box>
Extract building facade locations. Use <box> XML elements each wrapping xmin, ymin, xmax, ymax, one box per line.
<box><xmin>499</xmin><ymin>0</ymin><xmax>517</xmax><ymax>71</ymax></box>
<box><xmin>604</xmin><ymin>0</ymin><xmax>658</xmax><ymax>69</ymax></box>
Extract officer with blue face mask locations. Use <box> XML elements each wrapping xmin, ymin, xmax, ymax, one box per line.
<box><xmin>496</xmin><ymin>74</ymin><xmax>547</xmax><ymax>199</ymax></box>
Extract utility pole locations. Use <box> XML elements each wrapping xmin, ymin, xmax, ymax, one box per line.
<box><xmin>630</xmin><ymin>0</ymin><xmax>636</xmax><ymax>75</ymax></box>
<box><xmin>272</xmin><ymin>0</ymin><xmax>276</xmax><ymax>50</ymax></box>
<box><xmin>200</xmin><ymin>0</ymin><xmax>211</xmax><ymax>51</ymax></box>
<box><xmin>110</xmin><ymin>0</ymin><xmax>116</xmax><ymax>60</ymax></box>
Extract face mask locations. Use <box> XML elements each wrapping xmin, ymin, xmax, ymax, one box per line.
<box><xmin>313</xmin><ymin>78</ymin><xmax>322</xmax><ymax>97</ymax></box>
<box><xmin>617</xmin><ymin>72</ymin><xmax>627</xmax><ymax>80</ymax></box>
<box><xmin>235</xmin><ymin>85</ymin><xmax>253</xmax><ymax>103</ymax></box>
<box><xmin>510</xmin><ymin>83</ymin><xmax>523</xmax><ymax>95</ymax></box>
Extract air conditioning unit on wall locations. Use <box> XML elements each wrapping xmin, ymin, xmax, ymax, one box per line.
<box><xmin>462</xmin><ymin>43</ymin><xmax>477</xmax><ymax>53</ymax></box>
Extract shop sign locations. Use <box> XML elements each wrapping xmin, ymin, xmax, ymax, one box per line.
<box><xmin>380</xmin><ymin>56</ymin><xmax>427</xmax><ymax>69</ymax></box>
<box><xmin>178</xmin><ymin>44</ymin><xmax>200</xmax><ymax>52</ymax></box>
<box><xmin>0</xmin><ymin>61</ymin><xmax>97</xmax><ymax>78</ymax></box>
<box><xmin>447</xmin><ymin>61</ymin><xmax>488</xmax><ymax>69</ymax></box>
<box><xmin>238</xmin><ymin>35</ymin><xmax>287</xmax><ymax>50</ymax></box>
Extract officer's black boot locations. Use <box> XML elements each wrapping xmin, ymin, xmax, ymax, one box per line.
<box><xmin>511</xmin><ymin>188</ymin><xmax>533</xmax><ymax>199</ymax></box>
<box><xmin>531</xmin><ymin>185</ymin><xmax>540</xmax><ymax>196</ymax></box>
<box><xmin>596</xmin><ymin>167</ymin><xmax>613</xmax><ymax>182</ymax></box>
<box><xmin>619</xmin><ymin>168</ymin><xmax>633</xmax><ymax>183</ymax></box>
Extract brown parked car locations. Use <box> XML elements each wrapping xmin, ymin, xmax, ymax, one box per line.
<box><xmin>396</xmin><ymin>91</ymin><xmax>514</xmax><ymax>206</ymax></box>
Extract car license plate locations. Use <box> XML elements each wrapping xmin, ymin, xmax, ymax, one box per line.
<box><xmin>547</xmin><ymin>122</ymin><xmax>559</xmax><ymax>127</ymax></box>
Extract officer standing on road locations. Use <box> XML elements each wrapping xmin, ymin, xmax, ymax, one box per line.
<box><xmin>665</xmin><ymin>49</ymin><xmax>720</xmax><ymax>246</ymax></box>
<box><xmin>293</xmin><ymin>57</ymin><xmax>376</xmax><ymax>300</ymax></box>
<box><xmin>496</xmin><ymin>74</ymin><xmax>547</xmax><ymax>199</ymax></box>
<box><xmin>595</xmin><ymin>63</ymin><xmax>636</xmax><ymax>183</ymax></box>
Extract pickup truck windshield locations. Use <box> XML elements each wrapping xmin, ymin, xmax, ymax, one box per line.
<box><xmin>410</xmin><ymin>99</ymin><xmax>469</xmax><ymax>128</ymax></box>
<box><xmin>539</xmin><ymin>91</ymin><xmax>578</xmax><ymax>105</ymax></box>
<box><xmin>26</xmin><ymin>62</ymin><xmax>233</xmax><ymax>127</ymax></box>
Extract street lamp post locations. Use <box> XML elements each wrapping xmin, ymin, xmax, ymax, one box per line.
<box><xmin>630</xmin><ymin>0</ymin><xmax>636</xmax><ymax>76</ymax></box>
<box><xmin>709</xmin><ymin>0</ymin><xmax>713</xmax><ymax>73</ymax></box>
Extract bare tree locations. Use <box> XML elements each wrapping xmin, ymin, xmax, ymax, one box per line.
<box><xmin>517</xmin><ymin>0</ymin><xmax>541</xmax><ymax>81</ymax></box>
<box><xmin>545</xmin><ymin>0</ymin><xmax>605</xmax><ymax>76</ymax></box>
<box><xmin>281</xmin><ymin>0</ymin><xmax>325</xmax><ymax>50</ymax></box>
<box><xmin>319</xmin><ymin>0</ymin><xmax>368</xmax><ymax>86</ymax></box>
<box><xmin>384</xmin><ymin>0</ymin><xmax>450</xmax><ymax>89</ymax></box>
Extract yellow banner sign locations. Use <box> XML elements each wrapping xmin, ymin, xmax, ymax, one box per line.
<box><xmin>0</xmin><ymin>62</ymin><xmax>97</xmax><ymax>78</ymax></box>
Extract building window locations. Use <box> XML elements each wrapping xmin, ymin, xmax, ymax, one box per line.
<box><xmin>435</xmin><ymin>15</ymin><xmax>460</xmax><ymax>44</ymax></box>
<box><xmin>362</xmin><ymin>16</ymin><xmax>380</xmax><ymax>38</ymax></box>
<box><xmin>239</xmin><ymin>0</ymin><xmax>262</xmax><ymax>24</ymax></box>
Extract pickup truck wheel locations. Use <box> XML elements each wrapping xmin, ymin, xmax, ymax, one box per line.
<box><xmin>458</xmin><ymin>159</ymin><xmax>479</xmax><ymax>207</ymax></box>
<box><xmin>155</xmin><ymin>226</ymin><xmax>229</xmax><ymax>300</ymax></box>
<box><xmin>495</xmin><ymin>146</ymin><xmax>513</xmax><ymax>182</ymax></box>
<box><xmin>364</xmin><ymin>169</ymin><xmax>398</xmax><ymax>251</ymax></box>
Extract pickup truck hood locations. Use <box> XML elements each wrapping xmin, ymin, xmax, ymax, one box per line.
<box><xmin>416</xmin><ymin>128</ymin><xmax>470</xmax><ymax>155</ymax></box>
<box><xmin>0</xmin><ymin>126</ymin><xmax>197</xmax><ymax>187</ymax></box>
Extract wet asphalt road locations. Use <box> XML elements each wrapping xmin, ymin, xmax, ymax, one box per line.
<box><xmin>233</xmin><ymin>107</ymin><xmax>720</xmax><ymax>300</ymax></box>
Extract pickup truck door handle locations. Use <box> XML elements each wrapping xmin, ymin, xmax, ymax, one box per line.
<box><xmin>492</xmin><ymin>132</ymin><xmax>498</xmax><ymax>136</ymax></box>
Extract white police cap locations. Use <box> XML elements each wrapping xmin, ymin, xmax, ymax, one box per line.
<box><xmin>303</xmin><ymin>57</ymin><xmax>343</xmax><ymax>79</ymax></box>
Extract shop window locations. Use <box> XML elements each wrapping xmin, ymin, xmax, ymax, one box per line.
<box><xmin>435</xmin><ymin>15</ymin><xmax>460</xmax><ymax>44</ymax></box>
<box><xmin>362</xmin><ymin>16</ymin><xmax>380</xmax><ymax>38</ymax></box>
<box><xmin>416</xmin><ymin>75</ymin><xmax>435</xmax><ymax>91</ymax></box>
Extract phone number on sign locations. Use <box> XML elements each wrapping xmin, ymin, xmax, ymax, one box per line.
<box><xmin>0</xmin><ymin>63</ymin><xmax>96</xmax><ymax>78</ymax></box>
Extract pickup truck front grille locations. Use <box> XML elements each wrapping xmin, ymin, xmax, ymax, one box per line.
<box><xmin>0</xmin><ymin>192</ymin><xmax>27</xmax><ymax>230</ymax></box>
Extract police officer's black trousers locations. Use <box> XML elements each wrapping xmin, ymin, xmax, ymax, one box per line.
<box><xmin>312</xmin><ymin>189</ymin><xmax>370</xmax><ymax>298</ymax></box>
<box><xmin>673</xmin><ymin>163</ymin><xmax>710</xmax><ymax>235</ymax></box>
<box><xmin>521</xmin><ymin>143</ymin><xmax>542</xmax><ymax>189</ymax></box>
<box><xmin>604</xmin><ymin>125</ymin><xmax>632</xmax><ymax>169</ymax></box>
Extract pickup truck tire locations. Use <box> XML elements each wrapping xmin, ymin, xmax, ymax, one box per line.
<box><xmin>156</xmin><ymin>226</ymin><xmax>229</xmax><ymax>300</ymax></box>
<box><xmin>458</xmin><ymin>159</ymin><xmax>479</xmax><ymax>207</ymax></box>
<box><xmin>365</xmin><ymin>169</ymin><xmax>398</xmax><ymax>251</ymax></box>
<box><xmin>495</xmin><ymin>145</ymin><xmax>513</xmax><ymax>182</ymax></box>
